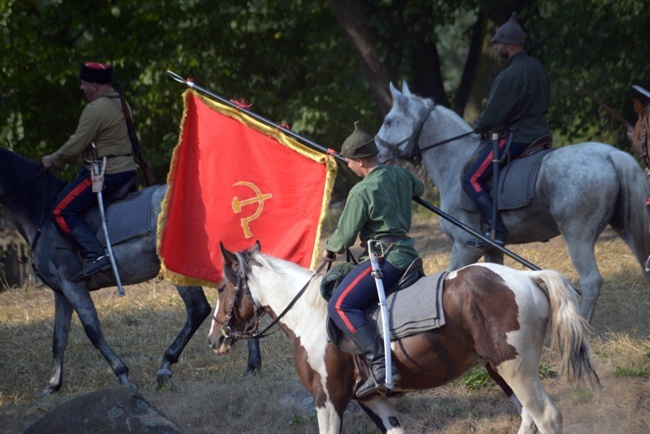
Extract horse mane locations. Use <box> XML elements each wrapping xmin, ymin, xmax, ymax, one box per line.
<box><xmin>0</xmin><ymin>148</ymin><xmax>67</xmax><ymax>219</ymax></box>
<box><xmin>433</xmin><ymin>104</ymin><xmax>474</xmax><ymax>133</ymax></box>
<box><xmin>252</xmin><ymin>251</ymin><xmax>327</xmax><ymax>309</ymax></box>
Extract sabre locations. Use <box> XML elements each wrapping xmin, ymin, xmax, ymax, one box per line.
<box><xmin>490</xmin><ymin>133</ymin><xmax>500</xmax><ymax>241</ymax></box>
<box><xmin>367</xmin><ymin>240</ymin><xmax>394</xmax><ymax>390</ymax></box>
<box><xmin>91</xmin><ymin>145</ymin><xmax>125</xmax><ymax>297</ymax></box>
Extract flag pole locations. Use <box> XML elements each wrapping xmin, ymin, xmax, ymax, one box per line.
<box><xmin>165</xmin><ymin>71</ymin><xmax>540</xmax><ymax>271</ymax></box>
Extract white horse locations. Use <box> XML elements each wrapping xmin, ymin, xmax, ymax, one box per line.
<box><xmin>375</xmin><ymin>82</ymin><xmax>650</xmax><ymax>321</ymax></box>
<box><xmin>209</xmin><ymin>242</ymin><xmax>599</xmax><ymax>434</ymax></box>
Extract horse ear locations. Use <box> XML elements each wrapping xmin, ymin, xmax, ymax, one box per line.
<box><xmin>389</xmin><ymin>82</ymin><xmax>400</xmax><ymax>99</ymax></box>
<box><xmin>220</xmin><ymin>241</ymin><xmax>238</xmax><ymax>266</ymax></box>
<box><xmin>634</xmin><ymin>99</ymin><xmax>645</xmax><ymax>116</ymax></box>
<box><xmin>402</xmin><ymin>81</ymin><xmax>411</xmax><ymax>97</ymax></box>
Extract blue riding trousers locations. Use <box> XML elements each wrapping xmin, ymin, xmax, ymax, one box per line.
<box><xmin>328</xmin><ymin>259</ymin><xmax>404</xmax><ymax>335</ymax></box>
<box><xmin>462</xmin><ymin>139</ymin><xmax>529</xmax><ymax>201</ymax></box>
<box><xmin>52</xmin><ymin>167</ymin><xmax>136</xmax><ymax>234</ymax></box>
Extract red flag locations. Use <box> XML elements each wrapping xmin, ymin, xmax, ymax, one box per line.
<box><xmin>157</xmin><ymin>90</ymin><xmax>337</xmax><ymax>286</ymax></box>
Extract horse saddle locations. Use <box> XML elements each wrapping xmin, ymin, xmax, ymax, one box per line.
<box><xmin>460</xmin><ymin>139</ymin><xmax>554</xmax><ymax>212</ymax></box>
<box><xmin>325</xmin><ymin>260</ymin><xmax>447</xmax><ymax>351</ymax></box>
<box><xmin>54</xmin><ymin>183</ymin><xmax>160</xmax><ymax>249</ymax></box>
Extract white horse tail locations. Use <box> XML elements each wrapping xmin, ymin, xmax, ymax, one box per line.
<box><xmin>528</xmin><ymin>269</ymin><xmax>601</xmax><ymax>387</ymax></box>
<box><xmin>609</xmin><ymin>150</ymin><xmax>650</xmax><ymax>267</ymax></box>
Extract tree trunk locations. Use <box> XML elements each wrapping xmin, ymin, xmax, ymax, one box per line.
<box><xmin>328</xmin><ymin>0</ymin><xmax>393</xmax><ymax>115</ymax></box>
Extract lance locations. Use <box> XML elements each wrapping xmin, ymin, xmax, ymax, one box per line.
<box><xmin>165</xmin><ymin>71</ymin><xmax>540</xmax><ymax>271</ymax></box>
<box><xmin>113</xmin><ymin>71</ymin><xmax>154</xmax><ymax>186</ymax></box>
<box><xmin>574</xmin><ymin>82</ymin><xmax>633</xmax><ymax>130</ymax></box>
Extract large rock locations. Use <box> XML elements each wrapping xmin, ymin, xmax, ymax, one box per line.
<box><xmin>24</xmin><ymin>386</ymin><xmax>181</xmax><ymax>434</ymax></box>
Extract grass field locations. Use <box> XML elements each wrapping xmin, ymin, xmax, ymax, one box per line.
<box><xmin>0</xmin><ymin>212</ymin><xmax>649</xmax><ymax>433</ymax></box>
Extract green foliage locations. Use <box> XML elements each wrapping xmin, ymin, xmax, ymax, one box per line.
<box><xmin>3</xmin><ymin>0</ymin><xmax>650</xmax><ymax>187</ymax></box>
<box><xmin>533</xmin><ymin>0</ymin><xmax>650</xmax><ymax>150</ymax></box>
<box><xmin>1</xmin><ymin>0</ymin><xmax>375</xmax><ymax>182</ymax></box>
<box><xmin>614</xmin><ymin>364</ymin><xmax>649</xmax><ymax>379</ymax></box>
<box><xmin>461</xmin><ymin>365</ymin><xmax>491</xmax><ymax>390</ymax></box>
<box><xmin>538</xmin><ymin>363</ymin><xmax>556</xmax><ymax>379</ymax></box>
<box><xmin>461</xmin><ymin>363</ymin><xmax>557</xmax><ymax>391</ymax></box>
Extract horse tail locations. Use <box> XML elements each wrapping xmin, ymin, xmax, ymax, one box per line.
<box><xmin>609</xmin><ymin>150</ymin><xmax>650</xmax><ymax>269</ymax></box>
<box><xmin>529</xmin><ymin>269</ymin><xmax>601</xmax><ymax>387</ymax></box>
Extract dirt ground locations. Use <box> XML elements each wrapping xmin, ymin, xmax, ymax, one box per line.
<box><xmin>0</xmin><ymin>219</ymin><xmax>649</xmax><ymax>433</ymax></box>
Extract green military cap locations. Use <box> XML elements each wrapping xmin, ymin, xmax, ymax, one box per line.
<box><xmin>340</xmin><ymin>121</ymin><xmax>379</xmax><ymax>159</ymax></box>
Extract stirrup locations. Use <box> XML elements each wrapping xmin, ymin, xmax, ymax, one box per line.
<box><xmin>72</xmin><ymin>256</ymin><xmax>112</xmax><ymax>282</ymax></box>
<box><xmin>466</xmin><ymin>234</ymin><xmax>505</xmax><ymax>249</ymax></box>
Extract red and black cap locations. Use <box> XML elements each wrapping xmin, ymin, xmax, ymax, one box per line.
<box><xmin>80</xmin><ymin>62</ymin><xmax>113</xmax><ymax>84</ymax></box>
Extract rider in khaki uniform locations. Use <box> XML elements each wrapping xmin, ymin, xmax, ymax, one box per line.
<box><xmin>42</xmin><ymin>62</ymin><xmax>137</xmax><ymax>282</ymax></box>
<box><xmin>323</xmin><ymin>121</ymin><xmax>424</xmax><ymax>398</ymax></box>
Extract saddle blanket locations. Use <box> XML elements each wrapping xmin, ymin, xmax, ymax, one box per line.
<box><xmin>461</xmin><ymin>148</ymin><xmax>553</xmax><ymax>211</ymax></box>
<box><xmin>326</xmin><ymin>271</ymin><xmax>447</xmax><ymax>346</ymax></box>
<box><xmin>367</xmin><ymin>271</ymin><xmax>447</xmax><ymax>340</ymax></box>
<box><xmin>54</xmin><ymin>185</ymin><xmax>159</xmax><ymax>249</ymax></box>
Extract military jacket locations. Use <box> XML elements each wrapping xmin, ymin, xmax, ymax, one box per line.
<box><xmin>474</xmin><ymin>51</ymin><xmax>551</xmax><ymax>144</ymax></box>
<box><xmin>326</xmin><ymin>164</ymin><xmax>424</xmax><ymax>270</ymax></box>
<box><xmin>52</xmin><ymin>90</ymin><xmax>136</xmax><ymax>174</ymax></box>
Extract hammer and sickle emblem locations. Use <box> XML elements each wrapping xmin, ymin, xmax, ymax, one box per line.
<box><xmin>231</xmin><ymin>181</ymin><xmax>273</xmax><ymax>239</ymax></box>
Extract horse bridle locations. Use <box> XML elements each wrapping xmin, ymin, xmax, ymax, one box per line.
<box><xmin>634</xmin><ymin>108</ymin><xmax>650</xmax><ymax>178</ymax></box>
<box><xmin>215</xmin><ymin>259</ymin><xmax>329</xmax><ymax>340</ymax></box>
<box><xmin>375</xmin><ymin>103</ymin><xmax>474</xmax><ymax>166</ymax></box>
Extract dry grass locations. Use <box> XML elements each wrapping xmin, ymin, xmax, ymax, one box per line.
<box><xmin>1</xmin><ymin>213</ymin><xmax>649</xmax><ymax>433</ymax></box>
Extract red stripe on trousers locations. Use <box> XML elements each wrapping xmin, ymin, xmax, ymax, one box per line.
<box><xmin>469</xmin><ymin>139</ymin><xmax>506</xmax><ymax>193</ymax></box>
<box><xmin>52</xmin><ymin>178</ymin><xmax>93</xmax><ymax>234</ymax></box>
<box><xmin>334</xmin><ymin>266</ymin><xmax>373</xmax><ymax>333</ymax></box>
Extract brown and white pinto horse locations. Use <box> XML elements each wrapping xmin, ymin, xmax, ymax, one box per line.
<box><xmin>208</xmin><ymin>242</ymin><xmax>600</xmax><ymax>434</ymax></box>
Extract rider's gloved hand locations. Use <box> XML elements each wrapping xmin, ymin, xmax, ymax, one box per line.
<box><xmin>322</xmin><ymin>250</ymin><xmax>336</xmax><ymax>262</ymax></box>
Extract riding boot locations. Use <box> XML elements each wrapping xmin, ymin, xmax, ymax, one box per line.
<box><xmin>68</xmin><ymin>225</ymin><xmax>111</xmax><ymax>282</ymax></box>
<box><xmin>467</xmin><ymin>195</ymin><xmax>507</xmax><ymax>248</ymax></box>
<box><xmin>349</xmin><ymin>324</ymin><xmax>400</xmax><ymax>398</ymax></box>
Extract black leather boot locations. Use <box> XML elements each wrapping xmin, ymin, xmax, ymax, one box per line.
<box><xmin>349</xmin><ymin>324</ymin><xmax>400</xmax><ymax>398</ymax></box>
<box><xmin>467</xmin><ymin>195</ymin><xmax>507</xmax><ymax>248</ymax></box>
<box><xmin>68</xmin><ymin>225</ymin><xmax>111</xmax><ymax>282</ymax></box>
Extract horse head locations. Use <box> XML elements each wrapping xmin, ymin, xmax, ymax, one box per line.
<box><xmin>375</xmin><ymin>81</ymin><xmax>435</xmax><ymax>165</ymax></box>
<box><xmin>209</xmin><ymin>241</ymin><xmax>264</xmax><ymax>355</ymax></box>
<box><xmin>632</xmin><ymin>99</ymin><xmax>650</xmax><ymax>164</ymax></box>
<box><xmin>0</xmin><ymin>148</ymin><xmax>66</xmax><ymax>238</ymax></box>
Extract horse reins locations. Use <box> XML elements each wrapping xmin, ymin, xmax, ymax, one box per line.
<box><xmin>375</xmin><ymin>103</ymin><xmax>475</xmax><ymax>165</ymax></box>
<box><xmin>218</xmin><ymin>260</ymin><xmax>330</xmax><ymax>340</ymax></box>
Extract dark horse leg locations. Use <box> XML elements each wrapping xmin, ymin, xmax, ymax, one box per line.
<box><xmin>156</xmin><ymin>285</ymin><xmax>212</xmax><ymax>383</ymax></box>
<box><xmin>54</xmin><ymin>284</ymin><xmax>132</xmax><ymax>391</ymax></box>
<box><xmin>41</xmin><ymin>292</ymin><xmax>74</xmax><ymax>395</ymax></box>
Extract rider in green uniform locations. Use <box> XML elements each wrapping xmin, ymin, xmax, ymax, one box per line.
<box><xmin>324</xmin><ymin>121</ymin><xmax>424</xmax><ymax>398</ymax></box>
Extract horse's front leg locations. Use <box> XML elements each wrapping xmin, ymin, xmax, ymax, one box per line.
<box><xmin>157</xmin><ymin>285</ymin><xmax>211</xmax><ymax>383</ymax></box>
<box><xmin>448</xmin><ymin>239</ymin><xmax>484</xmax><ymax>270</ymax></box>
<box><xmin>62</xmin><ymin>282</ymin><xmax>132</xmax><ymax>387</ymax></box>
<box><xmin>41</xmin><ymin>291</ymin><xmax>74</xmax><ymax>396</ymax></box>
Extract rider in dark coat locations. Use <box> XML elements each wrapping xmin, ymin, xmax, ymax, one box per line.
<box><xmin>42</xmin><ymin>62</ymin><xmax>137</xmax><ymax>282</ymax></box>
<box><xmin>462</xmin><ymin>13</ymin><xmax>551</xmax><ymax>248</ymax></box>
<box><xmin>323</xmin><ymin>121</ymin><xmax>424</xmax><ymax>398</ymax></box>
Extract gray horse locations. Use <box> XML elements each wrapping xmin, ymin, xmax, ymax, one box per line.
<box><xmin>375</xmin><ymin>82</ymin><xmax>650</xmax><ymax>321</ymax></box>
<box><xmin>0</xmin><ymin>148</ymin><xmax>260</xmax><ymax>395</ymax></box>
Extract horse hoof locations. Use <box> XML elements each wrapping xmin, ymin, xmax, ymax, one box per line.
<box><xmin>156</xmin><ymin>369</ymin><xmax>174</xmax><ymax>385</ymax></box>
<box><xmin>243</xmin><ymin>366</ymin><xmax>260</xmax><ymax>377</ymax></box>
<box><xmin>39</xmin><ymin>385</ymin><xmax>59</xmax><ymax>397</ymax></box>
